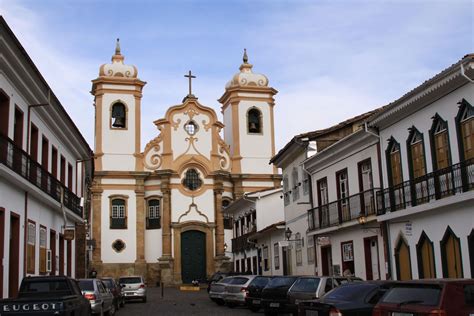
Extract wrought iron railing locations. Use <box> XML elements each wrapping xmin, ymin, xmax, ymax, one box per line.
<box><xmin>110</xmin><ymin>217</ymin><xmax>127</xmax><ymax>229</ymax></box>
<box><xmin>231</xmin><ymin>226</ymin><xmax>257</xmax><ymax>253</ymax></box>
<box><xmin>0</xmin><ymin>133</ymin><xmax>82</xmax><ymax>217</ymax></box>
<box><xmin>376</xmin><ymin>159</ymin><xmax>474</xmax><ymax>215</ymax></box>
<box><xmin>146</xmin><ymin>217</ymin><xmax>161</xmax><ymax>229</ymax></box>
<box><xmin>308</xmin><ymin>188</ymin><xmax>378</xmax><ymax>231</ymax></box>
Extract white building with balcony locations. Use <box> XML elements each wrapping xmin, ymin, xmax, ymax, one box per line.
<box><xmin>0</xmin><ymin>17</ymin><xmax>92</xmax><ymax>297</ymax></box>
<box><xmin>370</xmin><ymin>54</ymin><xmax>474</xmax><ymax>280</ymax></box>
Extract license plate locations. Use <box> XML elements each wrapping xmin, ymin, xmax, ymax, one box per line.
<box><xmin>306</xmin><ymin>311</ymin><xmax>318</xmax><ymax>316</ymax></box>
<box><xmin>392</xmin><ymin>313</ymin><xmax>413</xmax><ymax>316</ymax></box>
<box><xmin>253</xmin><ymin>299</ymin><xmax>261</xmax><ymax>304</ymax></box>
<box><xmin>270</xmin><ymin>302</ymin><xmax>280</xmax><ymax>307</ymax></box>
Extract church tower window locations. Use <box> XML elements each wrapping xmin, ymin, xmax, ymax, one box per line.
<box><xmin>110</xmin><ymin>197</ymin><xmax>127</xmax><ymax>229</ymax></box>
<box><xmin>111</xmin><ymin>102</ymin><xmax>126</xmax><ymax>128</ymax></box>
<box><xmin>247</xmin><ymin>108</ymin><xmax>262</xmax><ymax>134</ymax></box>
<box><xmin>184</xmin><ymin>120</ymin><xmax>198</xmax><ymax>136</ymax></box>
<box><xmin>146</xmin><ymin>199</ymin><xmax>161</xmax><ymax>229</ymax></box>
<box><xmin>182</xmin><ymin>168</ymin><xmax>203</xmax><ymax>191</ymax></box>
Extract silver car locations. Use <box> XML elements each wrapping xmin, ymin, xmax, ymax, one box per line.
<box><xmin>78</xmin><ymin>278</ymin><xmax>115</xmax><ymax>315</ymax></box>
<box><xmin>209</xmin><ymin>276</ymin><xmax>235</xmax><ymax>305</ymax></box>
<box><xmin>223</xmin><ymin>275</ymin><xmax>257</xmax><ymax>307</ymax></box>
<box><xmin>118</xmin><ymin>276</ymin><xmax>147</xmax><ymax>303</ymax></box>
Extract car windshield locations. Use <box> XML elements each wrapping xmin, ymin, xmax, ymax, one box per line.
<box><xmin>324</xmin><ymin>284</ymin><xmax>375</xmax><ymax>301</ymax></box>
<box><xmin>267</xmin><ymin>277</ymin><xmax>297</xmax><ymax>288</ymax></box>
<box><xmin>78</xmin><ymin>280</ymin><xmax>94</xmax><ymax>291</ymax></box>
<box><xmin>381</xmin><ymin>285</ymin><xmax>442</xmax><ymax>306</ymax></box>
<box><xmin>219</xmin><ymin>277</ymin><xmax>235</xmax><ymax>284</ymax></box>
<box><xmin>291</xmin><ymin>278</ymin><xmax>321</xmax><ymax>292</ymax></box>
<box><xmin>230</xmin><ymin>277</ymin><xmax>250</xmax><ymax>285</ymax></box>
<box><xmin>250</xmin><ymin>277</ymin><xmax>270</xmax><ymax>287</ymax></box>
<box><xmin>119</xmin><ymin>277</ymin><xmax>142</xmax><ymax>284</ymax></box>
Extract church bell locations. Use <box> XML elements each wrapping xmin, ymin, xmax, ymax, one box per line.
<box><xmin>249</xmin><ymin>122</ymin><xmax>258</xmax><ymax>132</ymax></box>
<box><xmin>112</xmin><ymin>117</ymin><xmax>125</xmax><ymax>128</ymax></box>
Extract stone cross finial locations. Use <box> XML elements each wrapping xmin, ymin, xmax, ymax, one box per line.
<box><xmin>184</xmin><ymin>70</ymin><xmax>196</xmax><ymax>96</ymax></box>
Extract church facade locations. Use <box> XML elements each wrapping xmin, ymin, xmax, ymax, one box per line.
<box><xmin>90</xmin><ymin>42</ymin><xmax>281</xmax><ymax>285</ymax></box>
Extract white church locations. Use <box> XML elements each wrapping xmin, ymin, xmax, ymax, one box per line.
<box><xmin>90</xmin><ymin>41</ymin><xmax>281</xmax><ymax>285</ymax></box>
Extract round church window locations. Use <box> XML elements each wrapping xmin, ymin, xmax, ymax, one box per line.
<box><xmin>112</xmin><ymin>239</ymin><xmax>126</xmax><ymax>253</ymax></box>
<box><xmin>182</xmin><ymin>168</ymin><xmax>203</xmax><ymax>191</ymax></box>
<box><xmin>184</xmin><ymin>120</ymin><xmax>198</xmax><ymax>136</ymax></box>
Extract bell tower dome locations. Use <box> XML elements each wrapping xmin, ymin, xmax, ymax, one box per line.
<box><xmin>218</xmin><ymin>50</ymin><xmax>278</xmax><ymax>179</ymax></box>
<box><xmin>91</xmin><ymin>39</ymin><xmax>146</xmax><ymax>171</ymax></box>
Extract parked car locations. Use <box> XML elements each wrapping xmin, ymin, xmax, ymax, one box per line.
<box><xmin>373</xmin><ymin>279</ymin><xmax>474</xmax><ymax>316</ymax></box>
<box><xmin>209</xmin><ymin>276</ymin><xmax>235</xmax><ymax>305</ymax></box>
<box><xmin>287</xmin><ymin>276</ymin><xmax>363</xmax><ymax>314</ymax></box>
<box><xmin>207</xmin><ymin>271</ymin><xmax>235</xmax><ymax>293</ymax></box>
<box><xmin>0</xmin><ymin>275</ymin><xmax>91</xmax><ymax>316</ymax></box>
<box><xmin>261</xmin><ymin>276</ymin><xmax>299</xmax><ymax>315</ymax></box>
<box><xmin>79</xmin><ymin>278</ymin><xmax>115</xmax><ymax>315</ymax></box>
<box><xmin>118</xmin><ymin>276</ymin><xmax>147</xmax><ymax>303</ymax></box>
<box><xmin>298</xmin><ymin>281</ymin><xmax>395</xmax><ymax>316</ymax></box>
<box><xmin>245</xmin><ymin>276</ymin><xmax>272</xmax><ymax>312</ymax></box>
<box><xmin>101</xmin><ymin>277</ymin><xmax>125</xmax><ymax>310</ymax></box>
<box><xmin>223</xmin><ymin>275</ymin><xmax>257</xmax><ymax>307</ymax></box>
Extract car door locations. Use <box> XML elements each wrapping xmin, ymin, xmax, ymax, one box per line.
<box><xmin>98</xmin><ymin>280</ymin><xmax>113</xmax><ymax>311</ymax></box>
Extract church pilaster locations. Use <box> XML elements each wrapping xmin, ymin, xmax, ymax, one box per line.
<box><xmin>213</xmin><ymin>182</ymin><xmax>224</xmax><ymax>257</ymax></box>
<box><xmin>135</xmin><ymin>177</ymin><xmax>146</xmax><ymax>263</ymax></box>
<box><xmin>160</xmin><ymin>175</ymin><xmax>172</xmax><ymax>257</ymax></box>
<box><xmin>91</xmin><ymin>181</ymin><xmax>103</xmax><ymax>272</ymax></box>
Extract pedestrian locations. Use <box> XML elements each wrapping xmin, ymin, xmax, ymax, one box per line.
<box><xmin>89</xmin><ymin>267</ymin><xmax>97</xmax><ymax>278</ymax></box>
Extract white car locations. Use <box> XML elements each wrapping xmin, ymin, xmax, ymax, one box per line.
<box><xmin>223</xmin><ymin>275</ymin><xmax>257</xmax><ymax>307</ymax></box>
<box><xmin>209</xmin><ymin>276</ymin><xmax>235</xmax><ymax>305</ymax></box>
<box><xmin>118</xmin><ymin>276</ymin><xmax>147</xmax><ymax>303</ymax></box>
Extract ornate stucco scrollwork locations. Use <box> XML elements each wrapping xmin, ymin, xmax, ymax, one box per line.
<box><xmin>171</xmin><ymin>116</ymin><xmax>181</xmax><ymax>131</ymax></box>
<box><xmin>143</xmin><ymin>135</ymin><xmax>163</xmax><ymax>170</ymax></box>
<box><xmin>218</xmin><ymin>139</ymin><xmax>231</xmax><ymax>171</ymax></box>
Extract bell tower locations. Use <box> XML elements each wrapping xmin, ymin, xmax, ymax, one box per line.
<box><xmin>218</xmin><ymin>50</ymin><xmax>278</xmax><ymax>180</ymax></box>
<box><xmin>91</xmin><ymin>39</ymin><xmax>146</xmax><ymax>171</ymax></box>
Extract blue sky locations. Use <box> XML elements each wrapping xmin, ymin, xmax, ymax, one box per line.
<box><xmin>1</xmin><ymin>0</ymin><xmax>472</xmax><ymax>151</ymax></box>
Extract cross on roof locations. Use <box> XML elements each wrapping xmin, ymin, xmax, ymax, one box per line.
<box><xmin>184</xmin><ymin>70</ymin><xmax>196</xmax><ymax>97</ymax></box>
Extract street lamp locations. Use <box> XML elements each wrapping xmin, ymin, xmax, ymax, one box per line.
<box><xmin>285</xmin><ymin>227</ymin><xmax>292</xmax><ymax>241</ymax></box>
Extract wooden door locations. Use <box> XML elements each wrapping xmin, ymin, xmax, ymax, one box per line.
<box><xmin>181</xmin><ymin>230</ymin><xmax>206</xmax><ymax>284</ymax></box>
<box><xmin>336</xmin><ymin>170</ymin><xmax>350</xmax><ymax>221</ymax></box>
<box><xmin>9</xmin><ymin>213</ymin><xmax>20</xmax><ymax>298</ymax></box>
<box><xmin>395</xmin><ymin>239</ymin><xmax>411</xmax><ymax>281</ymax></box>
<box><xmin>418</xmin><ymin>237</ymin><xmax>435</xmax><ymax>278</ymax></box>
<box><xmin>0</xmin><ymin>209</ymin><xmax>4</xmax><ymax>297</ymax></box>
<box><xmin>443</xmin><ymin>233</ymin><xmax>462</xmax><ymax>278</ymax></box>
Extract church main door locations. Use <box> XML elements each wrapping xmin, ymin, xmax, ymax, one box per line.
<box><xmin>181</xmin><ymin>230</ymin><xmax>206</xmax><ymax>284</ymax></box>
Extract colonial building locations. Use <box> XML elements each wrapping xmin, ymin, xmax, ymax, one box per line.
<box><xmin>0</xmin><ymin>17</ymin><xmax>92</xmax><ymax>297</ymax></box>
<box><xmin>371</xmin><ymin>54</ymin><xmax>474</xmax><ymax>280</ymax></box>
<box><xmin>224</xmin><ymin>187</ymin><xmax>284</xmax><ymax>276</ymax></box>
<box><xmin>90</xmin><ymin>44</ymin><xmax>281</xmax><ymax>285</ymax></box>
<box><xmin>304</xmin><ymin>126</ymin><xmax>387</xmax><ymax>280</ymax></box>
<box><xmin>270</xmin><ymin>113</ymin><xmax>375</xmax><ymax>276</ymax></box>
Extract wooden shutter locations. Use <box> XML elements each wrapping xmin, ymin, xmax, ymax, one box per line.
<box><xmin>420</xmin><ymin>239</ymin><xmax>435</xmax><ymax>278</ymax></box>
<box><xmin>411</xmin><ymin>142</ymin><xmax>426</xmax><ymax>178</ymax></box>
<box><xmin>390</xmin><ymin>150</ymin><xmax>403</xmax><ymax>185</ymax></box>
<box><xmin>434</xmin><ymin>131</ymin><xmax>450</xmax><ymax>169</ymax></box>
<box><xmin>462</xmin><ymin>118</ymin><xmax>474</xmax><ymax>160</ymax></box>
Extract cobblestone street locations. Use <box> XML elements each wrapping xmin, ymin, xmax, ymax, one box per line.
<box><xmin>115</xmin><ymin>286</ymin><xmax>258</xmax><ymax>316</ymax></box>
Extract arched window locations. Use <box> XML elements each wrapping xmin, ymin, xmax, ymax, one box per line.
<box><xmin>395</xmin><ymin>237</ymin><xmax>412</xmax><ymax>280</ymax></box>
<box><xmin>110</xmin><ymin>197</ymin><xmax>127</xmax><ymax>229</ymax></box>
<box><xmin>292</xmin><ymin>167</ymin><xmax>300</xmax><ymax>201</ymax></box>
<box><xmin>146</xmin><ymin>199</ymin><xmax>161</xmax><ymax>229</ymax></box>
<box><xmin>430</xmin><ymin>115</ymin><xmax>453</xmax><ymax>198</ymax></box>
<box><xmin>222</xmin><ymin>198</ymin><xmax>233</xmax><ymax>229</ymax></box>
<box><xmin>283</xmin><ymin>175</ymin><xmax>290</xmax><ymax>206</ymax></box>
<box><xmin>456</xmin><ymin>99</ymin><xmax>474</xmax><ymax>162</ymax></box>
<box><xmin>247</xmin><ymin>108</ymin><xmax>262</xmax><ymax>134</ymax></box>
<box><xmin>416</xmin><ymin>231</ymin><xmax>436</xmax><ymax>279</ymax></box>
<box><xmin>386</xmin><ymin>137</ymin><xmax>403</xmax><ymax>187</ymax></box>
<box><xmin>111</xmin><ymin>102</ymin><xmax>126</xmax><ymax>128</ymax></box>
<box><xmin>440</xmin><ymin>226</ymin><xmax>463</xmax><ymax>278</ymax></box>
<box><xmin>407</xmin><ymin>127</ymin><xmax>428</xmax><ymax>204</ymax></box>
<box><xmin>182</xmin><ymin>168</ymin><xmax>203</xmax><ymax>191</ymax></box>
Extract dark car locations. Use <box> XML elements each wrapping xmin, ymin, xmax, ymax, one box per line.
<box><xmin>298</xmin><ymin>281</ymin><xmax>395</xmax><ymax>316</ymax></box>
<box><xmin>373</xmin><ymin>279</ymin><xmax>474</xmax><ymax>316</ymax></box>
<box><xmin>287</xmin><ymin>276</ymin><xmax>363</xmax><ymax>314</ymax></box>
<box><xmin>101</xmin><ymin>277</ymin><xmax>125</xmax><ymax>310</ymax></box>
<box><xmin>245</xmin><ymin>276</ymin><xmax>272</xmax><ymax>312</ymax></box>
<box><xmin>0</xmin><ymin>276</ymin><xmax>91</xmax><ymax>316</ymax></box>
<box><xmin>261</xmin><ymin>276</ymin><xmax>299</xmax><ymax>315</ymax></box>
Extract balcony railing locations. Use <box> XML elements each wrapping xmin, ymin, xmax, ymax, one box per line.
<box><xmin>308</xmin><ymin>188</ymin><xmax>378</xmax><ymax>231</ymax></box>
<box><xmin>0</xmin><ymin>133</ymin><xmax>82</xmax><ymax>217</ymax></box>
<box><xmin>146</xmin><ymin>217</ymin><xmax>161</xmax><ymax>229</ymax></box>
<box><xmin>110</xmin><ymin>217</ymin><xmax>127</xmax><ymax>229</ymax></box>
<box><xmin>376</xmin><ymin>159</ymin><xmax>474</xmax><ymax>215</ymax></box>
<box><xmin>231</xmin><ymin>226</ymin><xmax>257</xmax><ymax>253</ymax></box>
